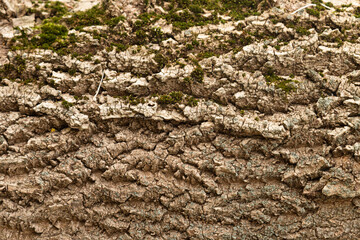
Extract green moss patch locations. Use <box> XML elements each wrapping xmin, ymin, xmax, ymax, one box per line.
<box><xmin>61</xmin><ymin>100</ymin><xmax>74</xmax><ymax>109</ymax></box>
<box><xmin>164</xmin><ymin>8</ymin><xmax>219</xmax><ymax>30</ymax></box>
<box><xmin>190</xmin><ymin>66</ymin><xmax>204</xmax><ymax>83</ymax></box>
<box><xmin>65</xmin><ymin>5</ymin><xmax>103</xmax><ymax>28</ymax></box>
<box><xmin>264</xmin><ymin>68</ymin><xmax>297</xmax><ymax>93</ymax></box>
<box><xmin>186</xmin><ymin>96</ymin><xmax>199</xmax><ymax>106</ymax></box>
<box><xmin>45</xmin><ymin>1</ymin><xmax>68</xmax><ymax>17</ymax></box>
<box><xmin>355</xmin><ymin>7</ymin><xmax>360</xmax><ymax>18</ymax></box>
<box><xmin>10</xmin><ymin>3</ymin><xmax>129</xmax><ymax>56</ymax></box>
<box><xmin>0</xmin><ymin>55</ymin><xmax>28</xmax><ymax>81</ymax></box>
<box><xmin>154</xmin><ymin>53</ymin><xmax>169</xmax><ymax>69</ymax></box>
<box><xmin>296</xmin><ymin>26</ymin><xmax>311</xmax><ymax>36</ymax></box>
<box><xmin>37</xmin><ymin>23</ymin><xmax>68</xmax><ymax>47</ymax></box>
<box><xmin>156</xmin><ymin>0</ymin><xmax>266</xmax><ymax>31</ymax></box>
<box><xmin>197</xmin><ymin>51</ymin><xmax>218</xmax><ymax>59</ymax></box>
<box><xmin>10</xmin><ymin>23</ymin><xmax>71</xmax><ymax>53</ymax></box>
<box><xmin>122</xmin><ymin>95</ymin><xmax>146</xmax><ymax>105</ymax></box>
<box><xmin>157</xmin><ymin>91</ymin><xmax>184</xmax><ymax>104</ymax></box>
<box><xmin>157</xmin><ymin>91</ymin><xmax>199</xmax><ymax>106</ymax></box>
<box><xmin>306</xmin><ymin>0</ymin><xmax>326</xmax><ymax>18</ymax></box>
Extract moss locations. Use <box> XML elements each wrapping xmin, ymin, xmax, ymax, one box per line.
<box><xmin>306</xmin><ymin>8</ymin><xmax>320</xmax><ymax>18</ymax></box>
<box><xmin>13</xmin><ymin>1</ymin><xmax>266</xmax><ymax>58</ymax></box>
<box><xmin>335</xmin><ymin>37</ymin><xmax>344</xmax><ymax>47</ymax></box>
<box><xmin>191</xmin><ymin>39</ymin><xmax>199</xmax><ymax>46</ymax></box>
<box><xmin>68</xmin><ymin>67</ymin><xmax>77</xmax><ymax>76</ymax></box>
<box><xmin>149</xmin><ymin>27</ymin><xmax>166</xmax><ymax>44</ymax></box>
<box><xmin>296</xmin><ymin>26</ymin><xmax>311</xmax><ymax>36</ymax></box>
<box><xmin>270</xmin><ymin>17</ymin><xmax>279</xmax><ymax>24</ymax></box>
<box><xmin>197</xmin><ymin>51</ymin><xmax>217</xmax><ymax>59</ymax></box>
<box><xmin>135</xmin><ymin>29</ymin><xmax>147</xmax><ymax>45</ymax></box>
<box><xmin>190</xmin><ymin>66</ymin><xmax>204</xmax><ymax>83</ymax></box>
<box><xmin>228</xmin><ymin>32</ymin><xmax>254</xmax><ymax>53</ymax></box>
<box><xmin>14</xmin><ymin>55</ymin><xmax>26</xmax><ymax>69</ymax></box>
<box><xmin>61</xmin><ymin>100</ymin><xmax>74</xmax><ymax>109</ymax></box>
<box><xmin>45</xmin><ymin>1</ymin><xmax>68</xmax><ymax>17</ymax></box>
<box><xmin>186</xmin><ymin>44</ymin><xmax>194</xmax><ymax>50</ymax></box>
<box><xmin>68</xmin><ymin>33</ymin><xmax>77</xmax><ymax>43</ymax></box>
<box><xmin>306</xmin><ymin>1</ymin><xmax>325</xmax><ymax>18</ymax></box>
<box><xmin>111</xmin><ymin>43</ymin><xmax>129</xmax><ymax>52</ymax></box>
<box><xmin>221</xmin><ymin>0</ymin><xmax>264</xmax><ymax>20</ymax></box>
<box><xmin>41</xmin><ymin>23</ymin><xmax>68</xmax><ymax>36</ymax></box>
<box><xmin>157</xmin><ymin>95</ymin><xmax>173</xmax><ymax>104</ymax></box>
<box><xmin>92</xmin><ymin>30</ymin><xmax>108</xmax><ymax>40</ymax></box>
<box><xmin>341</xmin><ymin>3</ymin><xmax>351</xmax><ymax>7</ymax></box>
<box><xmin>311</xmin><ymin>0</ymin><xmax>323</xmax><ymax>4</ymax></box>
<box><xmin>183</xmin><ymin>76</ymin><xmax>192</xmax><ymax>84</ymax></box>
<box><xmin>134</xmin><ymin>12</ymin><xmax>158</xmax><ymax>29</ymax></box>
<box><xmin>131</xmin><ymin>13</ymin><xmax>168</xmax><ymax>45</ymax></box>
<box><xmin>324</xmin><ymin>2</ymin><xmax>333</xmax><ymax>7</ymax></box>
<box><xmin>9</xmin><ymin>29</ymin><xmax>30</xmax><ymax>50</ymax></box>
<box><xmin>321</xmin><ymin>34</ymin><xmax>346</xmax><ymax>48</ymax></box>
<box><xmin>48</xmin><ymin>79</ymin><xmax>57</xmax><ymax>88</ymax></box>
<box><xmin>71</xmin><ymin>52</ymin><xmax>79</xmax><ymax>58</ymax></box>
<box><xmin>0</xmin><ymin>55</ymin><xmax>27</xmax><ymax>80</ymax></box>
<box><xmin>275</xmin><ymin>79</ymin><xmax>297</xmax><ymax>93</ymax></box>
<box><xmin>356</xmin><ymin>7</ymin><xmax>360</xmax><ymax>18</ymax></box>
<box><xmin>77</xmin><ymin>53</ymin><xmax>93</xmax><ymax>61</ymax></box>
<box><xmin>7</xmin><ymin>1</ymin><xmax>272</xmax><ymax>84</ymax></box>
<box><xmin>264</xmin><ymin>68</ymin><xmax>297</xmax><ymax>93</ymax></box>
<box><xmin>176</xmin><ymin>61</ymin><xmax>186</xmax><ymax>68</ymax></box>
<box><xmin>35</xmin><ymin>23</ymin><xmax>68</xmax><ymax>49</ymax></box>
<box><xmin>64</xmin><ymin>5</ymin><xmax>105</xmax><ymax>29</ymax></box>
<box><xmin>123</xmin><ymin>95</ymin><xmax>146</xmax><ymax>105</ymax></box>
<box><xmin>27</xmin><ymin>7</ymin><xmax>41</xmax><ymax>16</ymax></box>
<box><xmin>105</xmin><ymin>16</ymin><xmax>126</xmax><ymax>27</ymax></box>
<box><xmin>186</xmin><ymin>96</ymin><xmax>198</xmax><ymax>106</ymax></box>
<box><xmin>189</xmin><ymin>4</ymin><xmax>204</xmax><ymax>13</ymax></box>
<box><xmin>165</xmin><ymin>8</ymin><xmax>220</xmax><ymax>30</ymax></box>
<box><xmin>154</xmin><ymin>53</ymin><xmax>168</xmax><ymax>69</ymax></box>
<box><xmin>157</xmin><ymin>91</ymin><xmax>183</xmax><ymax>104</ymax></box>
<box><xmin>169</xmin><ymin>91</ymin><xmax>183</xmax><ymax>101</ymax></box>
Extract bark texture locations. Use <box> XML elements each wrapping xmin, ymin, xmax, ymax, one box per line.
<box><xmin>1</xmin><ymin>0</ymin><xmax>360</xmax><ymax>239</ymax></box>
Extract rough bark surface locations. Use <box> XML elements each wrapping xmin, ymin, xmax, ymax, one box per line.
<box><xmin>1</xmin><ymin>0</ymin><xmax>360</xmax><ymax>239</ymax></box>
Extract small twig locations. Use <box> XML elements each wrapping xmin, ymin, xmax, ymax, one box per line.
<box><xmin>291</xmin><ymin>3</ymin><xmax>333</xmax><ymax>15</ymax></box>
<box><xmin>291</xmin><ymin>4</ymin><xmax>316</xmax><ymax>14</ymax></box>
<box><xmin>320</xmin><ymin>3</ymin><xmax>332</xmax><ymax>10</ymax></box>
<box><xmin>93</xmin><ymin>68</ymin><xmax>105</xmax><ymax>101</ymax></box>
